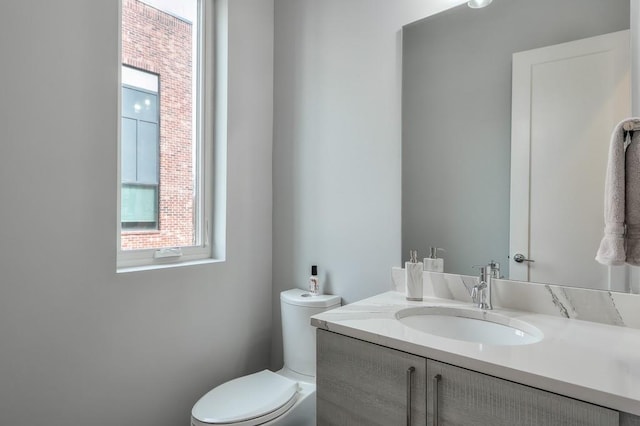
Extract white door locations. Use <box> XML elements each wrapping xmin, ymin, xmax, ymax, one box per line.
<box><xmin>510</xmin><ymin>30</ymin><xmax>630</xmax><ymax>290</ymax></box>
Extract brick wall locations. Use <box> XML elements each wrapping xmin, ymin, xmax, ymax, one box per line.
<box><xmin>121</xmin><ymin>0</ymin><xmax>194</xmax><ymax>250</ymax></box>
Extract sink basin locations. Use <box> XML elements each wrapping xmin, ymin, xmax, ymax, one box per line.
<box><xmin>396</xmin><ymin>306</ymin><xmax>543</xmax><ymax>346</ymax></box>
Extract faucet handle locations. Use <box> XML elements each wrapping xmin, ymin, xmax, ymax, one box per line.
<box><xmin>471</xmin><ymin>264</ymin><xmax>486</xmax><ymax>271</ymax></box>
<box><xmin>472</xmin><ymin>264</ymin><xmax>488</xmax><ymax>281</ymax></box>
<box><xmin>470</xmin><ymin>285</ymin><xmax>479</xmax><ymax>303</ymax></box>
<box><xmin>472</xmin><ymin>263</ymin><xmax>494</xmax><ymax>311</ymax></box>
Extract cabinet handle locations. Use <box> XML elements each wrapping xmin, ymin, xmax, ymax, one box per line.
<box><xmin>433</xmin><ymin>374</ymin><xmax>442</xmax><ymax>426</ymax></box>
<box><xmin>406</xmin><ymin>366</ymin><xmax>415</xmax><ymax>426</ymax></box>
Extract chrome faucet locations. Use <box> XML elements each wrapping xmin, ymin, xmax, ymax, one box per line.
<box><xmin>471</xmin><ymin>262</ymin><xmax>497</xmax><ymax>310</ymax></box>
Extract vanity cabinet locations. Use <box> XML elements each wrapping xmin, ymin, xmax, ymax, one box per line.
<box><xmin>426</xmin><ymin>359</ymin><xmax>617</xmax><ymax>426</ymax></box>
<box><xmin>316</xmin><ymin>329</ymin><xmax>427</xmax><ymax>425</ymax></box>
<box><xmin>317</xmin><ymin>330</ymin><xmax>634</xmax><ymax>426</ymax></box>
<box><xmin>621</xmin><ymin>413</ymin><xmax>640</xmax><ymax>426</ymax></box>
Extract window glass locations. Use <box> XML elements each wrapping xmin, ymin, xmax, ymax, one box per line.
<box><xmin>137</xmin><ymin>121</ymin><xmax>158</xmax><ymax>184</ymax></box>
<box><xmin>121</xmin><ymin>184</ymin><xmax>158</xmax><ymax>227</ymax></box>
<box><xmin>121</xmin><ymin>117</ymin><xmax>138</xmax><ymax>182</ymax></box>
<box><xmin>119</xmin><ymin>0</ymin><xmax>208</xmax><ymax>261</ymax></box>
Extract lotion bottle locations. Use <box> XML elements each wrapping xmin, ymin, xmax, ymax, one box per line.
<box><xmin>309</xmin><ymin>265</ymin><xmax>320</xmax><ymax>296</ymax></box>
<box><xmin>424</xmin><ymin>247</ymin><xmax>444</xmax><ymax>272</ymax></box>
<box><xmin>405</xmin><ymin>250</ymin><xmax>423</xmax><ymax>301</ymax></box>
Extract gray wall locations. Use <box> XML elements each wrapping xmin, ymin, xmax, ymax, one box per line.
<box><xmin>0</xmin><ymin>1</ymin><xmax>273</xmax><ymax>425</ymax></box>
<box><xmin>402</xmin><ymin>0</ymin><xmax>630</xmax><ymax>277</ymax></box>
<box><xmin>271</xmin><ymin>0</ymin><xmax>463</xmax><ymax>369</ymax></box>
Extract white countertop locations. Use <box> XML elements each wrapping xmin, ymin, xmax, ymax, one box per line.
<box><xmin>311</xmin><ymin>291</ymin><xmax>640</xmax><ymax>416</ymax></box>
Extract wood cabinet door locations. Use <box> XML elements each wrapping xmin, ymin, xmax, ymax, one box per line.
<box><xmin>317</xmin><ymin>330</ymin><xmax>427</xmax><ymax>426</ymax></box>
<box><xmin>426</xmin><ymin>359</ymin><xmax>618</xmax><ymax>426</ymax></box>
<box><xmin>621</xmin><ymin>412</ymin><xmax>640</xmax><ymax>426</ymax></box>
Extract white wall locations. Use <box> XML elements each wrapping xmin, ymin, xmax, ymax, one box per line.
<box><xmin>272</xmin><ymin>0</ymin><xmax>465</xmax><ymax>368</ymax></box>
<box><xmin>633</xmin><ymin>0</ymin><xmax>640</xmax><ymax>114</ymax></box>
<box><xmin>0</xmin><ymin>1</ymin><xmax>273</xmax><ymax>425</ymax></box>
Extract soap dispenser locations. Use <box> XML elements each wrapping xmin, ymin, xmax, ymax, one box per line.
<box><xmin>424</xmin><ymin>247</ymin><xmax>444</xmax><ymax>272</ymax></box>
<box><xmin>405</xmin><ymin>250</ymin><xmax>423</xmax><ymax>301</ymax></box>
<box><xmin>308</xmin><ymin>265</ymin><xmax>320</xmax><ymax>296</ymax></box>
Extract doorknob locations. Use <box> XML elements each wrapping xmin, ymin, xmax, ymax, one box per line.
<box><xmin>513</xmin><ymin>253</ymin><xmax>535</xmax><ymax>263</ymax></box>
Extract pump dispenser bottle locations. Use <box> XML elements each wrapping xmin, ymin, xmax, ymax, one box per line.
<box><xmin>405</xmin><ymin>250</ymin><xmax>423</xmax><ymax>301</ymax></box>
<box><xmin>424</xmin><ymin>247</ymin><xmax>444</xmax><ymax>272</ymax></box>
<box><xmin>308</xmin><ymin>265</ymin><xmax>320</xmax><ymax>296</ymax></box>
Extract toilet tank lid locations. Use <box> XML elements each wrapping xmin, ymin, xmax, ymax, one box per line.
<box><xmin>280</xmin><ymin>288</ymin><xmax>341</xmax><ymax>308</ymax></box>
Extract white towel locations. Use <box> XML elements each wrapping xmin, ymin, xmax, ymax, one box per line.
<box><xmin>625</xmin><ymin>127</ymin><xmax>640</xmax><ymax>265</ymax></box>
<box><xmin>596</xmin><ymin>118</ymin><xmax>640</xmax><ymax>265</ymax></box>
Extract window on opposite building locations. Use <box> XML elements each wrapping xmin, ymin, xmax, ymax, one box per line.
<box><xmin>118</xmin><ymin>0</ymin><xmax>216</xmax><ymax>269</ymax></box>
<box><xmin>121</xmin><ymin>68</ymin><xmax>160</xmax><ymax>231</ymax></box>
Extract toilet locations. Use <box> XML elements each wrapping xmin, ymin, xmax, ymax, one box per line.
<box><xmin>191</xmin><ymin>289</ymin><xmax>341</xmax><ymax>426</ymax></box>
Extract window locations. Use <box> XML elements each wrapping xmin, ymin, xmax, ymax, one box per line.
<box><xmin>121</xmin><ymin>69</ymin><xmax>160</xmax><ymax>231</ymax></box>
<box><xmin>118</xmin><ymin>0</ymin><xmax>215</xmax><ymax>268</ymax></box>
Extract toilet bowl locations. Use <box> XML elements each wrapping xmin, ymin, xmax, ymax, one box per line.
<box><xmin>191</xmin><ymin>368</ymin><xmax>315</xmax><ymax>426</ymax></box>
<box><xmin>191</xmin><ymin>289</ymin><xmax>341</xmax><ymax>426</ymax></box>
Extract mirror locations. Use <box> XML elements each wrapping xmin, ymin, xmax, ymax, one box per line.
<box><xmin>402</xmin><ymin>0</ymin><xmax>635</xmax><ymax>291</ymax></box>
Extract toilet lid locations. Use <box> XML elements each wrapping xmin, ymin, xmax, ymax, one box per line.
<box><xmin>192</xmin><ymin>370</ymin><xmax>298</xmax><ymax>425</ymax></box>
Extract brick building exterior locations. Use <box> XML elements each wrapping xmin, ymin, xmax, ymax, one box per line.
<box><xmin>121</xmin><ymin>0</ymin><xmax>194</xmax><ymax>250</ymax></box>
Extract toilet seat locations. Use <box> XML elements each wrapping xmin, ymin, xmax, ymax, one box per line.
<box><xmin>191</xmin><ymin>370</ymin><xmax>299</xmax><ymax>426</ymax></box>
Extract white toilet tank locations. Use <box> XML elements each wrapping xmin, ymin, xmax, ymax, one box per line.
<box><xmin>280</xmin><ymin>289</ymin><xmax>341</xmax><ymax>377</ymax></box>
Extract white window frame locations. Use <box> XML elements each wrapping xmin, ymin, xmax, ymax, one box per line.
<box><xmin>117</xmin><ymin>0</ymin><xmax>219</xmax><ymax>270</ymax></box>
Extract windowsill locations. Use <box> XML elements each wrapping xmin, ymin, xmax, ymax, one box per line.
<box><xmin>117</xmin><ymin>257</ymin><xmax>223</xmax><ymax>274</ymax></box>
<box><xmin>121</xmin><ymin>230</ymin><xmax>161</xmax><ymax>235</ymax></box>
